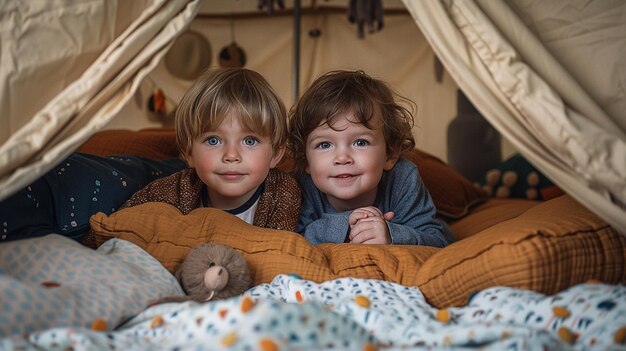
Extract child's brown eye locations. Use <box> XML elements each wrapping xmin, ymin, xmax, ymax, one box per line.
<box><xmin>208</xmin><ymin>262</ymin><xmax>215</xmax><ymax>268</ymax></box>
<box><xmin>354</xmin><ymin>139</ymin><xmax>369</xmax><ymax>147</ymax></box>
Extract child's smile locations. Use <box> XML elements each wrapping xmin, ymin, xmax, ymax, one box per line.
<box><xmin>332</xmin><ymin>173</ymin><xmax>357</xmax><ymax>180</ymax></box>
<box><xmin>330</xmin><ymin>173</ymin><xmax>361</xmax><ymax>186</ymax></box>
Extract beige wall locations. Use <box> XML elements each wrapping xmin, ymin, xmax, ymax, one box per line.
<box><xmin>107</xmin><ymin>11</ymin><xmax>463</xmax><ymax>162</ymax></box>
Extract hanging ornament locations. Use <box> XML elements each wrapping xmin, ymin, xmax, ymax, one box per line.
<box><xmin>347</xmin><ymin>0</ymin><xmax>384</xmax><ymax>39</ymax></box>
<box><xmin>146</xmin><ymin>87</ymin><xmax>175</xmax><ymax>126</ymax></box>
<box><xmin>147</xmin><ymin>87</ymin><xmax>167</xmax><ymax>124</ymax></box>
<box><xmin>219</xmin><ymin>18</ymin><xmax>246</xmax><ymax>68</ymax></box>
<box><xmin>219</xmin><ymin>43</ymin><xmax>246</xmax><ymax>68</ymax></box>
<box><xmin>147</xmin><ymin>89</ymin><xmax>166</xmax><ymax>115</ymax></box>
<box><xmin>257</xmin><ymin>0</ymin><xmax>285</xmax><ymax>15</ymax></box>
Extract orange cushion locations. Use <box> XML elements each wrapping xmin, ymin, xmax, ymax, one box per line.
<box><xmin>416</xmin><ymin>195</ymin><xmax>626</xmax><ymax>307</ymax></box>
<box><xmin>77</xmin><ymin>128</ymin><xmax>178</xmax><ymax>159</ymax></box>
<box><xmin>90</xmin><ymin>195</ymin><xmax>625</xmax><ymax>308</ymax></box>
<box><xmin>89</xmin><ymin>203</ymin><xmax>438</xmax><ymax>284</ymax></box>
<box><xmin>450</xmin><ymin>198</ymin><xmax>540</xmax><ymax>240</ymax></box>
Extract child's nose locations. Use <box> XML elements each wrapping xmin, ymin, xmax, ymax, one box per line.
<box><xmin>333</xmin><ymin>149</ymin><xmax>353</xmax><ymax>165</ymax></box>
<box><xmin>222</xmin><ymin>145</ymin><xmax>241</xmax><ymax>162</ymax></box>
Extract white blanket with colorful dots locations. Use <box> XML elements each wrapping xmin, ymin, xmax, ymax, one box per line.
<box><xmin>1</xmin><ymin>275</ymin><xmax>625</xmax><ymax>350</ymax></box>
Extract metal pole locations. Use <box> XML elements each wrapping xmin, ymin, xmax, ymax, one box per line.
<box><xmin>292</xmin><ymin>0</ymin><xmax>301</xmax><ymax>105</ymax></box>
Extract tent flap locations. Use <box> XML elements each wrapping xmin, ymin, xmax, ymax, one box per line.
<box><xmin>402</xmin><ymin>0</ymin><xmax>626</xmax><ymax>234</ymax></box>
<box><xmin>0</xmin><ymin>0</ymin><xmax>200</xmax><ymax>202</ymax></box>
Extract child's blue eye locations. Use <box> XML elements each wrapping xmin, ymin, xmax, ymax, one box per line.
<box><xmin>205</xmin><ymin>136</ymin><xmax>221</xmax><ymax>145</ymax></box>
<box><xmin>354</xmin><ymin>139</ymin><xmax>369</xmax><ymax>147</ymax></box>
<box><xmin>243</xmin><ymin>136</ymin><xmax>259</xmax><ymax>146</ymax></box>
<box><xmin>315</xmin><ymin>142</ymin><xmax>331</xmax><ymax>149</ymax></box>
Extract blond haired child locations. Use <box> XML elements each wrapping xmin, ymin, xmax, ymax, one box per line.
<box><xmin>289</xmin><ymin>70</ymin><xmax>449</xmax><ymax>246</ymax></box>
<box><xmin>83</xmin><ymin>68</ymin><xmax>300</xmax><ymax>247</ymax></box>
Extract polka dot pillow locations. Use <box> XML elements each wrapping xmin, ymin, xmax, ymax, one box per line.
<box><xmin>0</xmin><ymin>234</ymin><xmax>183</xmax><ymax>337</ymax></box>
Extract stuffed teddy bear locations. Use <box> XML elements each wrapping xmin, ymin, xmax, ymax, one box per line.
<box><xmin>156</xmin><ymin>243</ymin><xmax>252</xmax><ymax>304</ymax></box>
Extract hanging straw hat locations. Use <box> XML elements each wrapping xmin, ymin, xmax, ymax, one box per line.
<box><xmin>164</xmin><ymin>30</ymin><xmax>212</xmax><ymax>81</ymax></box>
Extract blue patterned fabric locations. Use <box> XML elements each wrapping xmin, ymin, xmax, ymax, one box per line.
<box><xmin>0</xmin><ymin>153</ymin><xmax>186</xmax><ymax>242</ymax></box>
<box><xmin>0</xmin><ymin>235</ymin><xmax>182</xmax><ymax>338</ymax></box>
<box><xmin>2</xmin><ymin>275</ymin><xmax>624</xmax><ymax>350</ymax></box>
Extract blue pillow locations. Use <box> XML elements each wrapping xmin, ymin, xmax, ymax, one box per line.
<box><xmin>0</xmin><ymin>153</ymin><xmax>187</xmax><ymax>242</ymax></box>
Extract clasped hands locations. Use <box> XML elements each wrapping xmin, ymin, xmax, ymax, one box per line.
<box><xmin>347</xmin><ymin>206</ymin><xmax>394</xmax><ymax>244</ymax></box>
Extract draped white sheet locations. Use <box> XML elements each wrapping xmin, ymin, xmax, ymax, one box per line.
<box><xmin>402</xmin><ymin>0</ymin><xmax>626</xmax><ymax>234</ymax></box>
<box><xmin>0</xmin><ymin>0</ymin><xmax>200</xmax><ymax>201</ymax></box>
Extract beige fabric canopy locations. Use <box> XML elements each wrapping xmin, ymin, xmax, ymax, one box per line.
<box><xmin>0</xmin><ymin>0</ymin><xmax>458</xmax><ymax>202</ymax></box>
<box><xmin>0</xmin><ymin>0</ymin><xmax>200</xmax><ymax>201</ymax></box>
<box><xmin>403</xmin><ymin>0</ymin><xmax>626</xmax><ymax>234</ymax></box>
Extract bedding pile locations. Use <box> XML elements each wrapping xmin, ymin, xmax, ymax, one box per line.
<box><xmin>1</xmin><ymin>270</ymin><xmax>624</xmax><ymax>350</ymax></box>
<box><xmin>1</xmin><ymin>135</ymin><xmax>624</xmax><ymax>349</ymax></box>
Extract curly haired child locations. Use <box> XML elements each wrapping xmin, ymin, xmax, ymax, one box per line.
<box><xmin>289</xmin><ymin>70</ymin><xmax>450</xmax><ymax>247</ymax></box>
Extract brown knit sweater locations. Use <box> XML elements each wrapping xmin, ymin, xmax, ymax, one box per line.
<box><xmin>83</xmin><ymin>167</ymin><xmax>301</xmax><ymax>248</ymax></box>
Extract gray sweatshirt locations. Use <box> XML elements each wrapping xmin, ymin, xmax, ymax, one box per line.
<box><xmin>296</xmin><ymin>158</ymin><xmax>449</xmax><ymax>247</ymax></box>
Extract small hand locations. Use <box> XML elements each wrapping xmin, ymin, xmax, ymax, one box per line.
<box><xmin>349</xmin><ymin>206</ymin><xmax>395</xmax><ymax>225</ymax></box>
<box><xmin>348</xmin><ymin>216</ymin><xmax>391</xmax><ymax>244</ymax></box>
<box><xmin>348</xmin><ymin>206</ymin><xmax>384</xmax><ymax>226</ymax></box>
<box><xmin>348</xmin><ymin>206</ymin><xmax>394</xmax><ymax>244</ymax></box>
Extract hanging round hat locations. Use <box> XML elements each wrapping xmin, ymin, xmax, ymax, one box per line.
<box><xmin>164</xmin><ymin>30</ymin><xmax>212</xmax><ymax>81</ymax></box>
